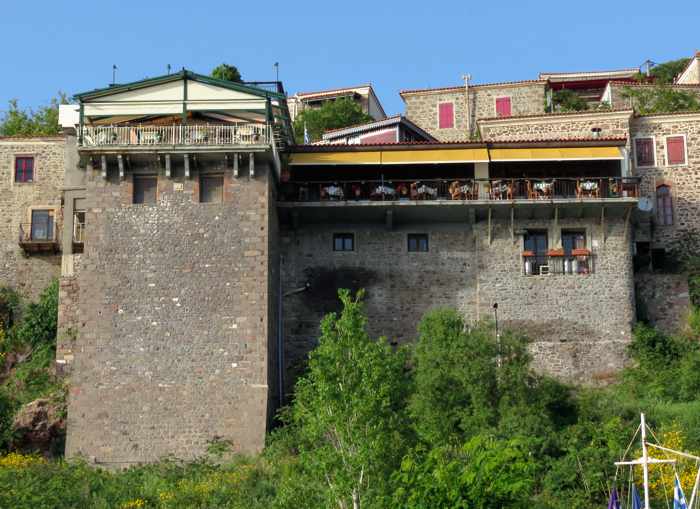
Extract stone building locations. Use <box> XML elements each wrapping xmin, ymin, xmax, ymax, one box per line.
<box><xmin>0</xmin><ymin>49</ymin><xmax>692</xmax><ymax>465</ymax></box>
<box><xmin>0</xmin><ymin>136</ymin><xmax>65</xmax><ymax>300</ymax></box>
<box><xmin>287</xmin><ymin>84</ymin><xmax>386</xmax><ymax>121</ymax></box>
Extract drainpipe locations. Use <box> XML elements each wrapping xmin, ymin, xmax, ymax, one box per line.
<box><xmin>277</xmin><ymin>257</ymin><xmax>284</xmax><ymax>407</ymax></box>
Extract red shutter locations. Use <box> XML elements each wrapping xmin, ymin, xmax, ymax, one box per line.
<box><xmin>438</xmin><ymin>102</ymin><xmax>454</xmax><ymax>129</ymax></box>
<box><xmin>666</xmin><ymin>136</ymin><xmax>686</xmax><ymax>165</ymax></box>
<box><xmin>496</xmin><ymin>97</ymin><xmax>512</xmax><ymax>118</ymax></box>
<box><xmin>635</xmin><ymin>138</ymin><xmax>654</xmax><ymax>166</ymax></box>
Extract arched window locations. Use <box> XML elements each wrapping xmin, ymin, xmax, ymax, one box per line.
<box><xmin>656</xmin><ymin>185</ymin><xmax>673</xmax><ymax>226</ymax></box>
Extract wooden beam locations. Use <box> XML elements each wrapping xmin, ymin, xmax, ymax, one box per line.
<box><xmin>164</xmin><ymin>154</ymin><xmax>171</xmax><ymax>178</ymax></box>
<box><xmin>117</xmin><ymin>154</ymin><xmax>124</xmax><ymax>180</ymax></box>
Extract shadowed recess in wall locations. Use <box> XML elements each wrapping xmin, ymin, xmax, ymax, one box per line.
<box><xmin>301</xmin><ymin>267</ymin><xmax>378</xmax><ymax>314</ymax></box>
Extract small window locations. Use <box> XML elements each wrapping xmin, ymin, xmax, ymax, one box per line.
<box><xmin>495</xmin><ymin>97</ymin><xmax>512</xmax><ymax>118</ymax></box>
<box><xmin>133</xmin><ymin>175</ymin><xmax>157</xmax><ymax>204</ymax></box>
<box><xmin>666</xmin><ymin>135</ymin><xmax>687</xmax><ymax>166</ymax></box>
<box><xmin>15</xmin><ymin>156</ymin><xmax>34</xmax><ymax>183</ymax></box>
<box><xmin>333</xmin><ymin>233</ymin><xmax>354</xmax><ymax>252</ymax></box>
<box><xmin>656</xmin><ymin>185</ymin><xmax>673</xmax><ymax>226</ymax></box>
<box><xmin>200</xmin><ymin>174</ymin><xmax>224</xmax><ymax>203</ymax></box>
<box><xmin>634</xmin><ymin>137</ymin><xmax>655</xmax><ymax>167</ymax></box>
<box><xmin>30</xmin><ymin>209</ymin><xmax>54</xmax><ymax>241</ymax></box>
<box><xmin>438</xmin><ymin>102</ymin><xmax>454</xmax><ymax>129</ymax></box>
<box><xmin>408</xmin><ymin>233</ymin><xmax>429</xmax><ymax>252</ymax></box>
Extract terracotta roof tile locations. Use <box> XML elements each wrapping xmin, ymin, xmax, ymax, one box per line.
<box><xmin>296</xmin><ymin>84</ymin><xmax>372</xmax><ymax>98</ymax></box>
<box><xmin>400</xmin><ymin>80</ymin><xmax>547</xmax><ymax>96</ymax></box>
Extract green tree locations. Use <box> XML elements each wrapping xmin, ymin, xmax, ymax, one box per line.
<box><xmin>552</xmin><ymin>89</ymin><xmax>589</xmax><ymax>112</ymax></box>
<box><xmin>648</xmin><ymin>58</ymin><xmax>691</xmax><ymax>84</ymax></box>
<box><xmin>293</xmin><ymin>97</ymin><xmax>372</xmax><ymax>144</ymax></box>
<box><xmin>392</xmin><ymin>436</ymin><xmax>536</xmax><ymax>509</ymax></box>
<box><xmin>289</xmin><ymin>289</ymin><xmax>411</xmax><ymax>509</ymax></box>
<box><xmin>622</xmin><ymin>85</ymin><xmax>700</xmax><ymax>115</ymax></box>
<box><xmin>211</xmin><ymin>63</ymin><xmax>243</xmax><ymax>83</ymax></box>
<box><xmin>0</xmin><ymin>95</ymin><xmax>66</xmax><ymax>137</ymax></box>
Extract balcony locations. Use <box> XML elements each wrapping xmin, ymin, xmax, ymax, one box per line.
<box><xmin>18</xmin><ymin>222</ymin><xmax>60</xmax><ymax>253</ymax></box>
<box><xmin>79</xmin><ymin>123</ymin><xmax>271</xmax><ymax>148</ymax></box>
<box><xmin>523</xmin><ymin>252</ymin><xmax>595</xmax><ymax>276</ymax></box>
<box><xmin>280</xmin><ymin>177</ymin><xmax>640</xmax><ymax>204</ymax></box>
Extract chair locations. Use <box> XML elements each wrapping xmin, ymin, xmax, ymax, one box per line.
<box><xmin>526</xmin><ymin>180</ymin><xmax>538</xmax><ymax>200</ymax></box>
<box><xmin>449</xmin><ymin>180</ymin><xmax>464</xmax><ymax>200</ymax></box>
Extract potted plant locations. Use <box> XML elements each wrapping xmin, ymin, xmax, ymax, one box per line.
<box><xmin>522</xmin><ymin>250</ymin><xmax>535</xmax><ymax>257</ymax></box>
<box><xmin>572</xmin><ymin>248</ymin><xmax>591</xmax><ymax>256</ymax></box>
<box><xmin>547</xmin><ymin>248</ymin><xmax>565</xmax><ymax>257</ymax></box>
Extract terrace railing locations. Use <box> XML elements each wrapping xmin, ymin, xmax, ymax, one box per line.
<box><xmin>523</xmin><ymin>253</ymin><xmax>595</xmax><ymax>276</ymax></box>
<box><xmin>80</xmin><ymin>123</ymin><xmax>271</xmax><ymax>147</ymax></box>
<box><xmin>281</xmin><ymin>177</ymin><xmax>640</xmax><ymax>203</ymax></box>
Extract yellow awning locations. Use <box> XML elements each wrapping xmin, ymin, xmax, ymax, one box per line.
<box><xmin>381</xmin><ymin>148</ymin><xmax>489</xmax><ymax>164</ymax></box>
<box><xmin>488</xmin><ymin>146</ymin><xmax>623</xmax><ymax>161</ymax></box>
<box><xmin>288</xmin><ymin>151</ymin><xmax>381</xmax><ymax>165</ymax></box>
<box><xmin>288</xmin><ymin>148</ymin><xmax>489</xmax><ymax>165</ymax></box>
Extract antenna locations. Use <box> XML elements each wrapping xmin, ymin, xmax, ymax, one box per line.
<box><xmin>167</xmin><ymin>64</ymin><xmax>171</xmax><ymax>75</ymax></box>
<box><xmin>112</xmin><ymin>64</ymin><xmax>118</xmax><ymax>85</ymax></box>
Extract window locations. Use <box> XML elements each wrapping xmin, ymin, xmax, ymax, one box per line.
<box><xmin>438</xmin><ymin>102</ymin><xmax>454</xmax><ymax>129</ymax></box>
<box><xmin>73</xmin><ymin>211</ymin><xmax>86</xmax><ymax>243</ymax></box>
<box><xmin>200</xmin><ymin>174</ymin><xmax>224</xmax><ymax>203</ymax></box>
<box><xmin>133</xmin><ymin>175</ymin><xmax>157</xmax><ymax>204</ymax></box>
<box><xmin>666</xmin><ymin>135</ymin><xmax>687</xmax><ymax>166</ymax></box>
<box><xmin>634</xmin><ymin>137</ymin><xmax>655</xmax><ymax>167</ymax></box>
<box><xmin>495</xmin><ymin>97</ymin><xmax>512</xmax><ymax>118</ymax></box>
<box><xmin>333</xmin><ymin>233</ymin><xmax>354</xmax><ymax>252</ymax></box>
<box><xmin>408</xmin><ymin>233</ymin><xmax>429</xmax><ymax>252</ymax></box>
<box><xmin>524</xmin><ymin>231</ymin><xmax>548</xmax><ymax>275</ymax></box>
<box><xmin>562</xmin><ymin>230</ymin><xmax>589</xmax><ymax>274</ymax></box>
<box><xmin>656</xmin><ymin>185</ymin><xmax>673</xmax><ymax>226</ymax></box>
<box><xmin>30</xmin><ymin>210</ymin><xmax>54</xmax><ymax>241</ymax></box>
<box><xmin>15</xmin><ymin>156</ymin><xmax>34</xmax><ymax>183</ymax></box>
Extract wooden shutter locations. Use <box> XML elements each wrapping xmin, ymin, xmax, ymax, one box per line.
<box><xmin>635</xmin><ymin>138</ymin><xmax>654</xmax><ymax>166</ymax></box>
<box><xmin>666</xmin><ymin>136</ymin><xmax>686</xmax><ymax>165</ymax></box>
<box><xmin>438</xmin><ymin>103</ymin><xmax>454</xmax><ymax>129</ymax></box>
<box><xmin>496</xmin><ymin>97</ymin><xmax>512</xmax><ymax>118</ymax></box>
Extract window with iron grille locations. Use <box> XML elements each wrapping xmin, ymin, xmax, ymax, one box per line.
<box><xmin>133</xmin><ymin>175</ymin><xmax>157</xmax><ymax>204</ymax></box>
<box><xmin>15</xmin><ymin>156</ymin><xmax>34</xmax><ymax>183</ymax></box>
<box><xmin>333</xmin><ymin>233</ymin><xmax>354</xmax><ymax>252</ymax></box>
<box><xmin>200</xmin><ymin>174</ymin><xmax>224</xmax><ymax>203</ymax></box>
<box><xmin>407</xmin><ymin>233</ymin><xmax>429</xmax><ymax>252</ymax></box>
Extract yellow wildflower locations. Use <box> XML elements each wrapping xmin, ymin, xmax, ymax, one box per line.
<box><xmin>120</xmin><ymin>499</ymin><xmax>145</xmax><ymax>509</ymax></box>
<box><xmin>0</xmin><ymin>453</ymin><xmax>46</xmax><ymax>469</ymax></box>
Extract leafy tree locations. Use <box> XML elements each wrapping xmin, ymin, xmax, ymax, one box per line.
<box><xmin>392</xmin><ymin>436</ymin><xmax>536</xmax><ymax>509</ymax></box>
<box><xmin>646</xmin><ymin>58</ymin><xmax>692</xmax><ymax>84</ymax></box>
<box><xmin>552</xmin><ymin>89</ymin><xmax>589</xmax><ymax>112</ymax></box>
<box><xmin>288</xmin><ymin>289</ymin><xmax>411</xmax><ymax>509</ymax></box>
<box><xmin>211</xmin><ymin>64</ymin><xmax>243</xmax><ymax>83</ymax></box>
<box><xmin>293</xmin><ymin>97</ymin><xmax>372</xmax><ymax>144</ymax></box>
<box><xmin>0</xmin><ymin>95</ymin><xmax>66</xmax><ymax>137</ymax></box>
<box><xmin>622</xmin><ymin>85</ymin><xmax>700</xmax><ymax>115</ymax></box>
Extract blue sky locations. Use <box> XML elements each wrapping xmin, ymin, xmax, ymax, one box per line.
<box><xmin>1</xmin><ymin>0</ymin><xmax>698</xmax><ymax>116</ymax></box>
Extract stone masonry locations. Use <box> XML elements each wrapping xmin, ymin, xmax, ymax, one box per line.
<box><xmin>402</xmin><ymin>81</ymin><xmax>546</xmax><ymax>141</ymax></box>
<box><xmin>0</xmin><ymin>137</ymin><xmax>64</xmax><ymax>300</ymax></box>
<box><xmin>281</xmin><ymin>214</ymin><xmax>634</xmax><ymax>391</ymax></box>
<box><xmin>64</xmin><ymin>159</ymin><xmax>278</xmax><ymax>465</ymax></box>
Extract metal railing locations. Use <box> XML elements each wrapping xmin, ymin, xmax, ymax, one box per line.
<box><xmin>80</xmin><ymin>123</ymin><xmax>271</xmax><ymax>147</ymax></box>
<box><xmin>73</xmin><ymin>222</ymin><xmax>85</xmax><ymax>244</ymax></box>
<box><xmin>18</xmin><ymin>223</ymin><xmax>58</xmax><ymax>244</ymax></box>
<box><xmin>523</xmin><ymin>254</ymin><xmax>595</xmax><ymax>276</ymax></box>
<box><xmin>281</xmin><ymin>177</ymin><xmax>640</xmax><ymax>203</ymax></box>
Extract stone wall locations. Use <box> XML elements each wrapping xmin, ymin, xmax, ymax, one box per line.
<box><xmin>630</xmin><ymin>114</ymin><xmax>700</xmax><ymax>248</ymax></box>
<box><xmin>635</xmin><ymin>272</ymin><xmax>690</xmax><ymax>334</ymax></box>
<box><xmin>479</xmin><ymin>110</ymin><xmax>632</xmax><ymax>142</ymax></box>
<box><xmin>281</xmin><ymin>214</ymin><xmax>635</xmax><ymax>389</ymax></box>
<box><xmin>64</xmin><ymin>157</ymin><xmax>276</xmax><ymax>465</ymax></box>
<box><xmin>402</xmin><ymin>82</ymin><xmax>546</xmax><ymax>141</ymax></box>
<box><xmin>0</xmin><ymin>137</ymin><xmax>64</xmax><ymax>299</ymax></box>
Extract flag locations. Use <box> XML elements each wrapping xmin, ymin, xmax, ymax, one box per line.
<box><xmin>607</xmin><ymin>487</ymin><xmax>620</xmax><ymax>509</ymax></box>
<box><xmin>631</xmin><ymin>484</ymin><xmax>643</xmax><ymax>509</ymax></box>
<box><xmin>303</xmin><ymin>122</ymin><xmax>310</xmax><ymax>144</ymax></box>
<box><xmin>675</xmin><ymin>474</ymin><xmax>689</xmax><ymax>509</ymax></box>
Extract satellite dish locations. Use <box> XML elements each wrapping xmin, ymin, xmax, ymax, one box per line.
<box><xmin>638</xmin><ymin>197</ymin><xmax>653</xmax><ymax>212</ymax></box>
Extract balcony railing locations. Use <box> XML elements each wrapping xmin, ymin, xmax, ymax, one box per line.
<box><xmin>523</xmin><ymin>253</ymin><xmax>595</xmax><ymax>276</ymax></box>
<box><xmin>73</xmin><ymin>222</ymin><xmax>85</xmax><ymax>244</ymax></box>
<box><xmin>19</xmin><ymin>222</ymin><xmax>59</xmax><ymax>252</ymax></box>
<box><xmin>281</xmin><ymin>177</ymin><xmax>640</xmax><ymax>203</ymax></box>
<box><xmin>79</xmin><ymin>123</ymin><xmax>271</xmax><ymax>147</ymax></box>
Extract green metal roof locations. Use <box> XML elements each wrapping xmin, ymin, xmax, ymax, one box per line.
<box><xmin>74</xmin><ymin>69</ymin><xmax>286</xmax><ymax>101</ymax></box>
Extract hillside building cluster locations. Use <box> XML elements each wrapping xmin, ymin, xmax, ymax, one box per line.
<box><xmin>2</xmin><ymin>51</ymin><xmax>700</xmax><ymax>464</ymax></box>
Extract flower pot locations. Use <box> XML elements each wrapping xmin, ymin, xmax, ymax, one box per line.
<box><xmin>572</xmin><ymin>248</ymin><xmax>591</xmax><ymax>256</ymax></box>
<box><xmin>522</xmin><ymin>250</ymin><xmax>535</xmax><ymax>257</ymax></box>
<box><xmin>547</xmin><ymin>249</ymin><xmax>565</xmax><ymax>257</ymax></box>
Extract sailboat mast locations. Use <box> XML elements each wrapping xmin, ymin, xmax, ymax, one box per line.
<box><xmin>641</xmin><ymin>413</ymin><xmax>651</xmax><ymax>509</ymax></box>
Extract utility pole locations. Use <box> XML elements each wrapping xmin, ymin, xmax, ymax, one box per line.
<box><xmin>462</xmin><ymin>74</ymin><xmax>472</xmax><ymax>138</ymax></box>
